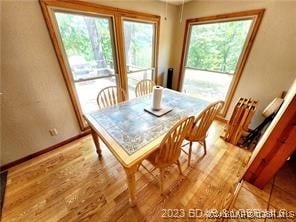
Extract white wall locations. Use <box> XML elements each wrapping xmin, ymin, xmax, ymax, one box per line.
<box><xmin>1</xmin><ymin>1</ymin><xmax>80</xmax><ymax>165</ymax></box>
<box><xmin>1</xmin><ymin>0</ymin><xmax>177</xmax><ymax>165</ymax></box>
<box><xmin>171</xmin><ymin>0</ymin><xmax>296</xmax><ymax>127</ymax></box>
<box><xmin>246</xmin><ymin>79</ymin><xmax>295</xmax><ymax>171</ymax></box>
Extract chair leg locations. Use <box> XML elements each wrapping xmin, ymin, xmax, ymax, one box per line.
<box><xmin>177</xmin><ymin>159</ymin><xmax>183</xmax><ymax>175</ymax></box>
<box><xmin>140</xmin><ymin>163</ymin><xmax>159</xmax><ymax>181</ymax></box>
<box><xmin>203</xmin><ymin>139</ymin><xmax>207</xmax><ymax>155</ymax></box>
<box><xmin>188</xmin><ymin>141</ymin><xmax>193</xmax><ymax>167</ymax></box>
<box><xmin>160</xmin><ymin>168</ymin><xmax>164</xmax><ymax>194</ymax></box>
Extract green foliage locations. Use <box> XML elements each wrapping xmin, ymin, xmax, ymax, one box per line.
<box><xmin>124</xmin><ymin>21</ymin><xmax>153</xmax><ymax>69</ymax></box>
<box><xmin>96</xmin><ymin>19</ymin><xmax>113</xmax><ymax>64</ymax></box>
<box><xmin>55</xmin><ymin>13</ymin><xmax>153</xmax><ymax>70</ymax></box>
<box><xmin>186</xmin><ymin>20</ymin><xmax>252</xmax><ymax>74</ymax></box>
<box><xmin>55</xmin><ymin>13</ymin><xmax>94</xmax><ymax>61</ymax></box>
<box><xmin>55</xmin><ymin>13</ymin><xmax>113</xmax><ymax>64</ymax></box>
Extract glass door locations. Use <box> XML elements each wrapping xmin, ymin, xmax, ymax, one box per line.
<box><xmin>182</xmin><ymin>19</ymin><xmax>253</xmax><ymax>102</ymax></box>
<box><xmin>40</xmin><ymin>0</ymin><xmax>160</xmax><ymax>130</ymax></box>
<box><xmin>53</xmin><ymin>10</ymin><xmax>119</xmax><ymax>125</ymax></box>
<box><xmin>122</xmin><ymin>20</ymin><xmax>156</xmax><ymax>98</ymax></box>
<box><xmin>178</xmin><ymin>10</ymin><xmax>264</xmax><ymax>117</ymax></box>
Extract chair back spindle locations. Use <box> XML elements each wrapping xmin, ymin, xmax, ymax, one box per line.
<box><xmin>135</xmin><ymin>79</ymin><xmax>155</xmax><ymax>97</ymax></box>
<box><xmin>155</xmin><ymin>116</ymin><xmax>194</xmax><ymax>167</ymax></box>
<box><xmin>187</xmin><ymin>101</ymin><xmax>224</xmax><ymax>141</ymax></box>
<box><xmin>97</xmin><ymin>86</ymin><xmax>127</xmax><ymax>110</ymax></box>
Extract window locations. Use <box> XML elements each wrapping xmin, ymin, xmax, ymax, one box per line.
<box><xmin>123</xmin><ymin>20</ymin><xmax>156</xmax><ymax>98</ymax></box>
<box><xmin>54</xmin><ymin>12</ymin><xmax>118</xmax><ymax>114</ymax></box>
<box><xmin>184</xmin><ymin>19</ymin><xmax>252</xmax><ymax>102</ymax></box>
<box><xmin>40</xmin><ymin>0</ymin><xmax>160</xmax><ymax>129</ymax></box>
<box><xmin>179</xmin><ymin>10</ymin><xmax>264</xmax><ymax>116</ymax></box>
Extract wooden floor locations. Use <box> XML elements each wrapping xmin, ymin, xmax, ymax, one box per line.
<box><xmin>2</xmin><ymin>122</ymin><xmax>253</xmax><ymax>221</ymax></box>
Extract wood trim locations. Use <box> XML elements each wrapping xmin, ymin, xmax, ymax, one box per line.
<box><xmin>39</xmin><ymin>0</ymin><xmax>160</xmax><ymax>128</ymax></box>
<box><xmin>0</xmin><ymin>130</ymin><xmax>90</xmax><ymax>172</ymax></box>
<box><xmin>226</xmin><ymin>181</ymin><xmax>244</xmax><ymax>213</ymax></box>
<box><xmin>243</xmin><ymin>96</ymin><xmax>296</xmax><ymax>188</ymax></box>
<box><xmin>222</xmin><ymin>9</ymin><xmax>265</xmax><ymax>117</ymax></box>
<box><xmin>41</xmin><ymin>0</ymin><xmax>114</xmax><ymax>16</ymax></box>
<box><xmin>40</xmin><ymin>0</ymin><xmax>86</xmax><ymax>130</ymax></box>
<box><xmin>177</xmin><ymin>9</ymin><xmax>265</xmax><ymax>117</ymax></box>
<box><xmin>178</xmin><ymin>17</ymin><xmax>191</xmax><ymax>90</ymax></box>
<box><xmin>215</xmin><ymin>115</ymin><xmax>228</xmax><ymax>124</ymax></box>
<box><xmin>114</xmin><ymin>15</ymin><xmax>128</xmax><ymax>99</ymax></box>
<box><xmin>41</xmin><ymin>0</ymin><xmax>161</xmax><ymax>20</ymax></box>
<box><xmin>185</xmin><ymin>9</ymin><xmax>265</xmax><ymax>24</ymax></box>
<box><xmin>117</xmin><ymin>11</ymin><xmax>160</xmax><ymax>21</ymax></box>
<box><xmin>154</xmin><ymin>19</ymin><xmax>160</xmax><ymax>85</ymax></box>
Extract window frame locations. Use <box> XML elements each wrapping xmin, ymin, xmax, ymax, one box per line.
<box><xmin>40</xmin><ymin>0</ymin><xmax>160</xmax><ymax>130</ymax></box>
<box><xmin>52</xmin><ymin>9</ymin><xmax>119</xmax><ymax>83</ymax></box>
<box><xmin>123</xmin><ymin>18</ymin><xmax>157</xmax><ymax>76</ymax></box>
<box><xmin>178</xmin><ymin>9</ymin><xmax>265</xmax><ymax>117</ymax></box>
<box><xmin>122</xmin><ymin>18</ymin><xmax>158</xmax><ymax>97</ymax></box>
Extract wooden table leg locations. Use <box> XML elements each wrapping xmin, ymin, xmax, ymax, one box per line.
<box><xmin>90</xmin><ymin>128</ymin><xmax>102</xmax><ymax>158</ymax></box>
<box><xmin>124</xmin><ymin>164</ymin><xmax>138</xmax><ymax>207</ymax></box>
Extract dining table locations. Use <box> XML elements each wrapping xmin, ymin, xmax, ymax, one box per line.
<box><xmin>83</xmin><ymin>88</ymin><xmax>209</xmax><ymax>206</ymax></box>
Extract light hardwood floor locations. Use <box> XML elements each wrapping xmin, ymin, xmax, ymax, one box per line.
<box><xmin>2</xmin><ymin>122</ymin><xmax>253</xmax><ymax>221</ymax></box>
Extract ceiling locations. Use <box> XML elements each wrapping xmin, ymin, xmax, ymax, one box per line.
<box><xmin>159</xmin><ymin>0</ymin><xmax>192</xmax><ymax>5</ymax></box>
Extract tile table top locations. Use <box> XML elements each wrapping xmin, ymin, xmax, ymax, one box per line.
<box><xmin>88</xmin><ymin>89</ymin><xmax>209</xmax><ymax>155</ymax></box>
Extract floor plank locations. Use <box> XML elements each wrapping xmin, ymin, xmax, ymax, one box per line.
<box><xmin>2</xmin><ymin>122</ymin><xmax>253</xmax><ymax>222</ymax></box>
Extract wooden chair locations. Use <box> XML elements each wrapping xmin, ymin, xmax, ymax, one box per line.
<box><xmin>184</xmin><ymin>101</ymin><xmax>224</xmax><ymax>166</ymax></box>
<box><xmin>141</xmin><ymin>116</ymin><xmax>194</xmax><ymax>193</ymax></box>
<box><xmin>97</xmin><ymin>86</ymin><xmax>127</xmax><ymax>110</ymax></box>
<box><xmin>135</xmin><ymin>79</ymin><xmax>155</xmax><ymax>97</ymax></box>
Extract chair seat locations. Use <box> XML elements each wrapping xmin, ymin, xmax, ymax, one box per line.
<box><xmin>146</xmin><ymin>150</ymin><xmax>177</xmax><ymax>169</ymax></box>
<box><xmin>185</xmin><ymin>134</ymin><xmax>205</xmax><ymax>142</ymax></box>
